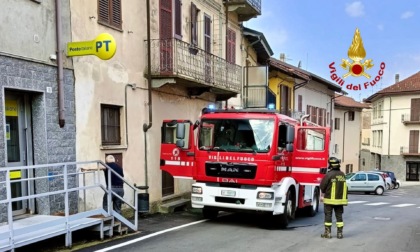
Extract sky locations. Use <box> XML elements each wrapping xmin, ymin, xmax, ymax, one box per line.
<box><xmin>245</xmin><ymin>0</ymin><xmax>420</xmax><ymax>101</ymax></box>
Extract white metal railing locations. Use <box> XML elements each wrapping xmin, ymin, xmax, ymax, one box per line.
<box><xmin>0</xmin><ymin>160</ymin><xmax>139</xmax><ymax>250</ymax></box>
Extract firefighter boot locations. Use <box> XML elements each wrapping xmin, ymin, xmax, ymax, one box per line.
<box><xmin>321</xmin><ymin>226</ymin><xmax>332</xmax><ymax>239</ymax></box>
<box><xmin>337</xmin><ymin>227</ymin><xmax>343</xmax><ymax>239</ymax></box>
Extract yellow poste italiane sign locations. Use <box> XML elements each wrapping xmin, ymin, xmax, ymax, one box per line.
<box><xmin>5</xmin><ymin>100</ymin><xmax>18</xmax><ymax>117</ymax></box>
<box><xmin>67</xmin><ymin>33</ymin><xmax>117</xmax><ymax>60</ymax></box>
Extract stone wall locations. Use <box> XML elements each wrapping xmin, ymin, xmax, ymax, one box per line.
<box><xmin>0</xmin><ymin>55</ymin><xmax>76</xmax><ymax>221</ymax></box>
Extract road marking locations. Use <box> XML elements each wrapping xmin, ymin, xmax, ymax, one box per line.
<box><xmin>390</xmin><ymin>204</ymin><xmax>416</xmax><ymax>208</ymax></box>
<box><xmin>94</xmin><ymin>219</ymin><xmax>208</xmax><ymax>252</ymax></box>
<box><xmin>365</xmin><ymin>202</ymin><xmax>390</xmax><ymax>206</ymax></box>
<box><xmin>348</xmin><ymin>201</ymin><xmax>368</xmax><ymax>204</ymax></box>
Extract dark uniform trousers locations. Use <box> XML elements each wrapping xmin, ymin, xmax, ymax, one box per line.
<box><xmin>324</xmin><ymin>204</ymin><xmax>344</xmax><ymax>228</ymax></box>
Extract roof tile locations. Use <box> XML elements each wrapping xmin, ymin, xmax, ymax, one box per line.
<box><xmin>335</xmin><ymin>95</ymin><xmax>370</xmax><ymax>109</ymax></box>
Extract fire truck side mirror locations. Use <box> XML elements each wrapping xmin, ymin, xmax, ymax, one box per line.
<box><xmin>286</xmin><ymin>143</ymin><xmax>294</xmax><ymax>152</ymax></box>
<box><xmin>176</xmin><ymin>123</ymin><xmax>185</xmax><ymax>139</ymax></box>
<box><xmin>286</xmin><ymin>125</ymin><xmax>295</xmax><ymax>143</ymax></box>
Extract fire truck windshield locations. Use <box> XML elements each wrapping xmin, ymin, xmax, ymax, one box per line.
<box><xmin>198</xmin><ymin>118</ymin><xmax>275</xmax><ymax>153</ymax></box>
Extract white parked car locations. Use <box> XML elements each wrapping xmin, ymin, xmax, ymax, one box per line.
<box><xmin>345</xmin><ymin>172</ymin><xmax>386</xmax><ymax>195</ymax></box>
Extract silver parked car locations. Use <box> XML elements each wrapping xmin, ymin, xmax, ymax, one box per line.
<box><xmin>345</xmin><ymin>172</ymin><xmax>386</xmax><ymax>195</ymax></box>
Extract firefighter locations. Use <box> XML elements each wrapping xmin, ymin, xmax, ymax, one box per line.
<box><xmin>320</xmin><ymin>157</ymin><xmax>348</xmax><ymax>239</ymax></box>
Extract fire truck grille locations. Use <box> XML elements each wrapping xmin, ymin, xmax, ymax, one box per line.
<box><xmin>205</xmin><ymin>162</ymin><xmax>257</xmax><ymax>179</ymax></box>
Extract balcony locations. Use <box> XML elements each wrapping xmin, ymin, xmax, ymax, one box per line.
<box><xmin>148</xmin><ymin>38</ymin><xmax>242</xmax><ymax>101</ymax></box>
<box><xmin>224</xmin><ymin>0</ymin><xmax>262</xmax><ymax>22</ymax></box>
<box><xmin>401</xmin><ymin>113</ymin><xmax>420</xmax><ymax>125</ymax></box>
<box><xmin>400</xmin><ymin>146</ymin><xmax>420</xmax><ymax>156</ymax></box>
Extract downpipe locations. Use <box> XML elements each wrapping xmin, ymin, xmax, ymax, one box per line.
<box><xmin>55</xmin><ymin>0</ymin><xmax>65</xmax><ymax>127</ymax></box>
<box><xmin>142</xmin><ymin>0</ymin><xmax>153</xmax><ymax>192</ymax></box>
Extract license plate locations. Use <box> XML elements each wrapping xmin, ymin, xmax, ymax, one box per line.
<box><xmin>221</xmin><ymin>190</ymin><xmax>236</xmax><ymax>197</ymax></box>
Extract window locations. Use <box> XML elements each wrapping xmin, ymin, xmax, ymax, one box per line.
<box><xmin>348</xmin><ymin>111</ymin><xmax>355</xmax><ymax>121</ymax></box>
<box><xmin>296</xmin><ymin>128</ymin><xmax>325</xmax><ymax>151</ymax></box>
<box><xmin>367</xmin><ymin>174</ymin><xmax>379</xmax><ymax>181</ymax></box>
<box><xmin>227</xmin><ymin>28</ymin><xmax>236</xmax><ymax>64</ymax></box>
<box><xmin>204</xmin><ymin>15</ymin><xmax>211</xmax><ymax>52</ymax></box>
<box><xmin>345</xmin><ymin>164</ymin><xmax>353</xmax><ymax>174</ymax></box>
<box><xmin>378</xmin><ymin>130</ymin><xmax>383</xmax><ymax>147</ymax></box>
<box><xmin>101</xmin><ymin>105</ymin><xmax>121</xmax><ymax>145</ymax></box>
<box><xmin>98</xmin><ymin>0</ymin><xmax>122</xmax><ymax>30</ymax></box>
<box><xmin>333</xmin><ymin>144</ymin><xmax>339</xmax><ymax>154</ymax></box>
<box><xmin>174</xmin><ymin>0</ymin><xmax>182</xmax><ymax>39</ymax></box>
<box><xmin>378</xmin><ymin>101</ymin><xmax>383</xmax><ymax>118</ymax></box>
<box><xmin>334</xmin><ymin>118</ymin><xmax>340</xmax><ymax>130</ymax></box>
<box><xmin>353</xmin><ymin>173</ymin><xmax>366</xmax><ymax>181</ymax></box>
<box><xmin>327</xmin><ymin>112</ymin><xmax>330</xmax><ymax>126</ymax></box>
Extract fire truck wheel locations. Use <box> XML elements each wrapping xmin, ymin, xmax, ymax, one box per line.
<box><xmin>306</xmin><ymin>188</ymin><xmax>319</xmax><ymax>217</ymax></box>
<box><xmin>278</xmin><ymin>189</ymin><xmax>294</xmax><ymax>228</ymax></box>
<box><xmin>202</xmin><ymin>207</ymin><xmax>219</xmax><ymax>220</ymax></box>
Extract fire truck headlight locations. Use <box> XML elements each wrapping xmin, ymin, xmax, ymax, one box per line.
<box><xmin>257</xmin><ymin>192</ymin><xmax>274</xmax><ymax>199</ymax></box>
<box><xmin>192</xmin><ymin>186</ymin><xmax>202</xmax><ymax>194</ymax></box>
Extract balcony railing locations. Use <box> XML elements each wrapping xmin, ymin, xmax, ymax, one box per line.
<box><xmin>224</xmin><ymin>0</ymin><xmax>262</xmax><ymax>21</ymax></box>
<box><xmin>400</xmin><ymin>146</ymin><xmax>420</xmax><ymax>156</ymax></box>
<box><xmin>401</xmin><ymin>113</ymin><xmax>420</xmax><ymax>125</ymax></box>
<box><xmin>148</xmin><ymin>38</ymin><xmax>242</xmax><ymax>96</ymax></box>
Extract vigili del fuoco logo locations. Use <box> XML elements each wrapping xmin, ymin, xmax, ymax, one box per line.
<box><xmin>328</xmin><ymin>28</ymin><xmax>385</xmax><ymax>91</ymax></box>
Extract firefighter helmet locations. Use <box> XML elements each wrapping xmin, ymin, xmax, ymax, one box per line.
<box><xmin>328</xmin><ymin>157</ymin><xmax>341</xmax><ymax>169</ymax></box>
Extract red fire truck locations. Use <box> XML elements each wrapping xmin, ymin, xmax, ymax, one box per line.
<box><xmin>160</xmin><ymin>107</ymin><xmax>330</xmax><ymax>227</ymax></box>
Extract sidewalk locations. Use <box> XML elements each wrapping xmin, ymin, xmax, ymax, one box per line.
<box><xmin>399</xmin><ymin>181</ymin><xmax>420</xmax><ymax>187</ymax></box>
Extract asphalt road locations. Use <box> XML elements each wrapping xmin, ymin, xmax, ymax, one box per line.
<box><xmin>69</xmin><ymin>184</ymin><xmax>420</xmax><ymax>252</ymax></box>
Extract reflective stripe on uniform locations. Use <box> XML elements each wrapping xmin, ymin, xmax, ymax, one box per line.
<box><xmin>324</xmin><ymin>222</ymin><xmax>332</xmax><ymax>226</ymax></box>
<box><xmin>336</xmin><ymin>222</ymin><xmax>344</xmax><ymax>227</ymax></box>
<box><xmin>323</xmin><ymin>198</ymin><xmax>348</xmax><ymax>205</ymax></box>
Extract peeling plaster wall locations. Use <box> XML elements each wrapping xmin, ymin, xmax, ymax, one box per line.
<box><xmin>71</xmin><ymin>0</ymin><xmax>218</xmax><ymax>211</ymax></box>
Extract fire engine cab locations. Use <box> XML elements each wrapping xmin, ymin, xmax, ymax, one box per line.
<box><xmin>160</xmin><ymin>107</ymin><xmax>330</xmax><ymax>227</ymax></box>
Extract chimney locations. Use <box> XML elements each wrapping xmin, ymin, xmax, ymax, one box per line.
<box><xmin>395</xmin><ymin>74</ymin><xmax>399</xmax><ymax>83</ymax></box>
<box><xmin>280</xmin><ymin>53</ymin><xmax>285</xmax><ymax>62</ymax></box>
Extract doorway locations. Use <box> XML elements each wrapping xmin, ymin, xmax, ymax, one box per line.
<box><xmin>406</xmin><ymin>162</ymin><xmax>420</xmax><ymax>181</ymax></box>
<box><xmin>5</xmin><ymin>92</ymin><xmax>34</xmax><ymax>216</ymax></box>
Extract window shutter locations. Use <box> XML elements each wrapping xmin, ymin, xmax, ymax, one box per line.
<box><xmin>110</xmin><ymin>0</ymin><xmax>122</xmax><ymax>29</ymax></box>
<box><xmin>191</xmin><ymin>3</ymin><xmax>198</xmax><ymax>46</ymax></box>
<box><xmin>227</xmin><ymin>29</ymin><xmax>236</xmax><ymax>64</ymax></box>
<box><xmin>98</xmin><ymin>0</ymin><xmax>110</xmax><ymax>23</ymax></box>
<box><xmin>298</xmin><ymin>95</ymin><xmax>302</xmax><ymax>112</ymax></box>
<box><xmin>160</xmin><ymin>0</ymin><xmax>172</xmax><ymax>39</ymax></box>
<box><xmin>204</xmin><ymin>15</ymin><xmax>211</xmax><ymax>52</ymax></box>
<box><xmin>409</xmin><ymin>130</ymin><xmax>419</xmax><ymax>153</ymax></box>
<box><xmin>411</xmin><ymin>98</ymin><xmax>420</xmax><ymax>121</ymax></box>
<box><xmin>174</xmin><ymin>0</ymin><xmax>182</xmax><ymax>38</ymax></box>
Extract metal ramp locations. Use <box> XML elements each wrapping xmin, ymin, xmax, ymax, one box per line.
<box><xmin>0</xmin><ymin>161</ymin><xmax>141</xmax><ymax>251</ymax></box>
<box><xmin>0</xmin><ymin>215</ymin><xmax>103</xmax><ymax>251</ymax></box>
